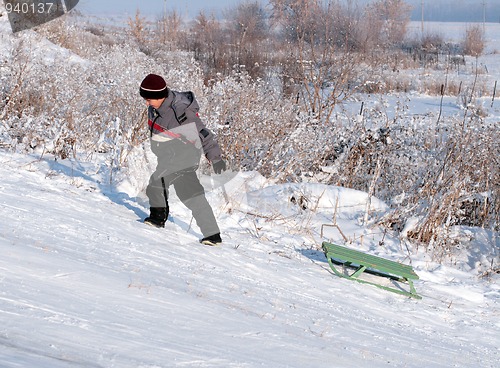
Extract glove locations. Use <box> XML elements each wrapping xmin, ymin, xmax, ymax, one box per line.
<box><xmin>213</xmin><ymin>159</ymin><xmax>227</xmax><ymax>174</ymax></box>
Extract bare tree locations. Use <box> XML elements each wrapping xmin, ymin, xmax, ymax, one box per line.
<box><xmin>365</xmin><ymin>0</ymin><xmax>412</xmax><ymax>48</ymax></box>
<box><xmin>156</xmin><ymin>10</ymin><xmax>184</xmax><ymax>50</ymax></box>
<box><xmin>227</xmin><ymin>0</ymin><xmax>269</xmax><ymax>77</ymax></box>
<box><xmin>270</xmin><ymin>0</ymin><xmax>364</xmax><ymax>120</ymax></box>
<box><xmin>188</xmin><ymin>12</ymin><xmax>227</xmax><ymax>78</ymax></box>
<box><xmin>128</xmin><ymin>9</ymin><xmax>149</xmax><ymax>46</ymax></box>
<box><xmin>269</xmin><ymin>0</ymin><xmax>322</xmax><ymax>43</ymax></box>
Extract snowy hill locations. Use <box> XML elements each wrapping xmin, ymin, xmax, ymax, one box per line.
<box><xmin>0</xmin><ymin>150</ymin><xmax>498</xmax><ymax>367</ymax></box>
<box><xmin>0</xmin><ymin>3</ymin><xmax>498</xmax><ymax>366</ymax></box>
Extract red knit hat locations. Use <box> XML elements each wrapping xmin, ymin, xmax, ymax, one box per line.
<box><xmin>140</xmin><ymin>74</ymin><xmax>168</xmax><ymax>99</ymax></box>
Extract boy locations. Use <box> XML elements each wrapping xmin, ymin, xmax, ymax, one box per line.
<box><xmin>139</xmin><ymin>74</ymin><xmax>226</xmax><ymax>245</ymax></box>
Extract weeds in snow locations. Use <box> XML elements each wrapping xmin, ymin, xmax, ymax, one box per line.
<box><xmin>0</xmin><ymin>11</ymin><xmax>498</xmax><ymax>264</ymax></box>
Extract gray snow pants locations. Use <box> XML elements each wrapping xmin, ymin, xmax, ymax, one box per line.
<box><xmin>146</xmin><ymin>168</ymin><xmax>220</xmax><ymax>237</ymax></box>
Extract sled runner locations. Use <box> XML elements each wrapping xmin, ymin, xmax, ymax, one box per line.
<box><xmin>322</xmin><ymin>242</ymin><xmax>421</xmax><ymax>299</ymax></box>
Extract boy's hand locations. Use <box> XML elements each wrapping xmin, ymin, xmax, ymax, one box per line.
<box><xmin>213</xmin><ymin>160</ymin><xmax>227</xmax><ymax>174</ymax></box>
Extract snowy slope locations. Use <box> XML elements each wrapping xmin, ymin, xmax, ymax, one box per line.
<box><xmin>0</xmin><ymin>6</ymin><xmax>498</xmax><ymax>366</ymax></box>
<box><xmin>0</xmin><ymin>151</ymin><xmax>498</xmax><ymax>368</ymax></box>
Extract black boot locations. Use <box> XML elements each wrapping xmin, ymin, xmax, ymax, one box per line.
<box><xmin>144</xmin><ymin>207</ymin><xmax>168</xmax><ymax>228</ymax></box>
<box><xmin>200</xmin><ymin>233</ymin><xmax>222</xmax><ymax>246</ymax></box>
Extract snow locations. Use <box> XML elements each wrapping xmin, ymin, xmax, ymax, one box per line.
<box><xmin>0</xmin><ymin>149</ymin><xmax>498</xmax><ymax>367</ymax></box>
<box><xmin>0</xmin><ymin>7</ymin><xmax>499</xmax><ymax>368</ymax></box>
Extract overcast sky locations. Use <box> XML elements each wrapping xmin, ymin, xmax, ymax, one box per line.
<box><xmin>77</xmin><ymin>0</ymin><xmax>247</xmax><ymax>18</ymax></box>
<box><xmin>77</xmin><ymin>0</ymin><xmax>500</xmax><ymax>22</ymax></box>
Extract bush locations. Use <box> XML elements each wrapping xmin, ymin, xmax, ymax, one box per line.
<box><xmin>1</xmin><ymin>7</ymin><xmax>497</xmax><ymax>260</ymax></box>
<box><xmin>463</xmin><ymin>24</ymin><xmax>485</xmax><ymax>57</ymax></box>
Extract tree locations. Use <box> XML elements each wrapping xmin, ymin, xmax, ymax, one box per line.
<box><xmin>227</xmin><ymin>1</ymin><xmax>269</xmax><ymax>77</ymax></box>
<box><xmin>365</xmin><ymin>0</ymin><xmax>412</xmax><ymax>48</ymax></box>
<box><xmin>189</xmin><ymin>12</ymin><xmax>227</xmax><ymax>77</ymax></box>
<box><xmin>156</xmin><ymin>10</ymin><xmax>184</xmax><ymax>50</ymax></box>
<box><xmin>270</xmin><ymin>0</ymin><xmax>362</xmax><ymax>120</ymax></box>
<box><xmin>269</xmin><ymin>0</ymin><xmax>322</xmax><ymax>43</ymax></box>
<box><xmin>128</xmin><ymin>9</ymin><xmax>149</xmax><ymax>47</ymax></box>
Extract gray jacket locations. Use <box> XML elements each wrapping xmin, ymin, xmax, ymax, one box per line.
<box><xmin>148</xmin><ymin>90</ymin><xmax>222</xmax><ymax>176</ymax></box>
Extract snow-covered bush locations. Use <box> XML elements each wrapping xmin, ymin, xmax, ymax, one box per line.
<box><xmin>0</xmin><ymin>13</ymin><xmax>498</xmax><ymax>261</ymax></box>
<box><xmin>375</xmin><ymin>110</ymin><xmax>499</xmax><ymax>257</ymax></box>
<box><xmin>0</xmin><ymin>19</ymin><xmax>161</xmax><ymax>162</ymax></box>
<box><xmin>201</xmin><ymin>70</ymin><xmax>297</xmax><ymax>177</ymax></box>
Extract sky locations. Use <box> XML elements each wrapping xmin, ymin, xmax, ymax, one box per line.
<box><xmin>77</xmin><ymin>0</ymin><xmax>247</xmax><ymax>18</ymax></box>
<box><xmin>76</xmin><ymin>0</ymin><xmax>500</xmax><ymax>22</ymax></box>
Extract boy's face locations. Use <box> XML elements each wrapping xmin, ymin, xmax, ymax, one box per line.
<box><xmin>145</xmin><ymin>98</ymin><xmax>165</xmax><ymax>109</ymax></box>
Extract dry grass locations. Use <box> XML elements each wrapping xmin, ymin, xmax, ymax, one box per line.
<box><xmin>1</xmin><ymin>11</ymin><xmax>498</xmax><ymax>262</ymax></box>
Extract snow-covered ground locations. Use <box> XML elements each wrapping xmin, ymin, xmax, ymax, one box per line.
<box><xmin>0</xmin><ymin>6</ymin><xmax>499</xmax><ymax>367</ymax></box>
<box><xmin>0</xmin><ymin>148</ymin><xmax>498</xmax><ymax>367</ymax></box>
